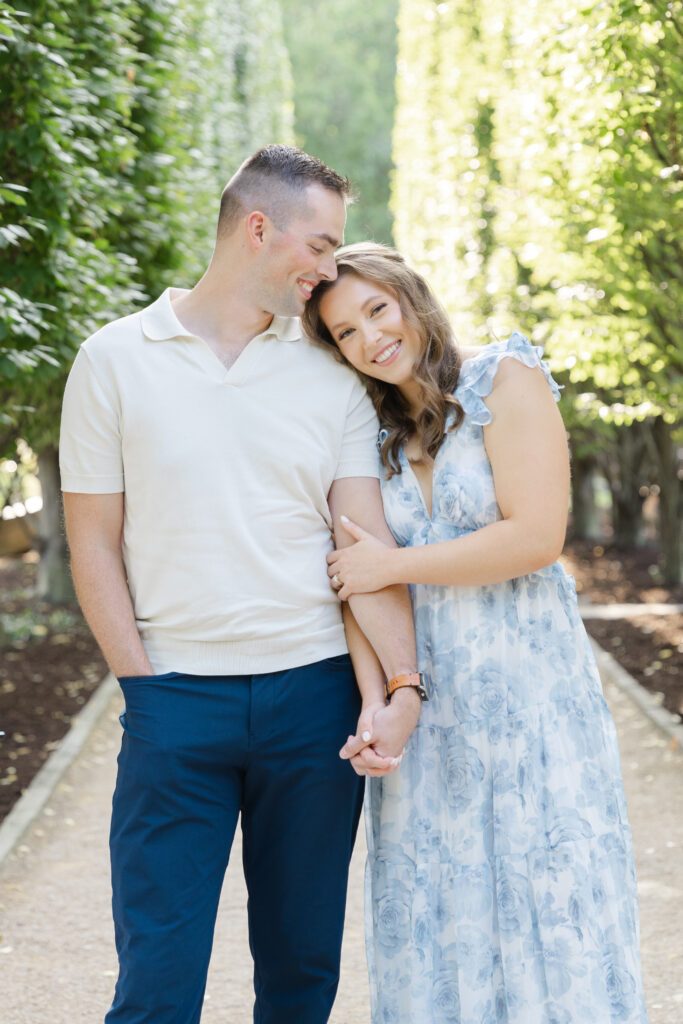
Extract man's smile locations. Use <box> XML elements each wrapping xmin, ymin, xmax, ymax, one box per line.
<box><xmin>297</xmin><ymin>278</ymin><xmax>316</xmax><ymax>299</ymax></box>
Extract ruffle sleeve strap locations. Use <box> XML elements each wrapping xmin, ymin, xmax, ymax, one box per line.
<box><xmin>455</xmin><ymin>332</ymin><xmax>561</xmax><ymax>427</ymax></box>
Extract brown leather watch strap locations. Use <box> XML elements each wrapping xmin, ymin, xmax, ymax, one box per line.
<box><xmin>385</xmin><ymin>672</ymin><xmax>429</xmax><ymax>702</ymax></box>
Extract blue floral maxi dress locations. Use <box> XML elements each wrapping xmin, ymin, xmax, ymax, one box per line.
<box><xmin>365</xmin><ymin>334</ymin><xmax>649</xmax><ymax>1024</ymax></box>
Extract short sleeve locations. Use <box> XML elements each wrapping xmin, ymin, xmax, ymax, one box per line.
<box><xmin>333</xmin><ymin>376</ymin><xmax>380</xmax><ymax>480</ymax></box>
<box><xmin>59</xmin><ymin>347</ymin><xmax>124</xmax><ymax>492</ymax></box>
<box><xmin>456</xmin><ymin>332</ymin><xmax>561</xmax><ymax>426</ymax></box>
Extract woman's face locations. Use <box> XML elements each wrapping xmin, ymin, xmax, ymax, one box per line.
<box><xmin>318</xmin><ymin>273</ymin><xmax>423</xmax><ymax>389</ymax></box>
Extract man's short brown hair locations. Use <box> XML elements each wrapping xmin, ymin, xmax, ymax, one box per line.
<box><xmin>217</xmin><ymin>145</ymin><xmax>353</xmax><ymax>238</ymax></box>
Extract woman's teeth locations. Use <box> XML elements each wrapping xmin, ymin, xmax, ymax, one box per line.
<box><xmin>374</xmin><ymin>341</ymin><xmax>400</xmax><ymax>364</ymax></box>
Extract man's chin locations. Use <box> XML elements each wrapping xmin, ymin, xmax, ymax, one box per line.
<box><xmin>263</xmin><ymin>294</ymin><xmax>305</xmax><ymax>319</ymax></box>
<box><xmin>280</xmin><ymin>298</ymin><xmax>306</xmax><ymax>318</ymax></box>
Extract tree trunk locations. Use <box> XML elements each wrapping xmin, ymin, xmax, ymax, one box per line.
<box><xmin>599</xmin><ymin>424</ymin><xmax>647</xmax><ymax>548</ymax></box>
<box><xmin>569</xmin><ymin>453</ymin><xmax>601</xmax><ymax>540</ymax></box>
<box><xmin>652</xmin><ymin>416</ymin><xmax>682</xmax><ymax>585</ymax></box>
<box><xmin>36</xmin><ymin>445</ymin><xmax>75</xmax><ymax>603</ymax></box>
<box><xmin>611</xmin><ymin>491</ymin><xmax>643</xmax><ymax>548</ymax></box>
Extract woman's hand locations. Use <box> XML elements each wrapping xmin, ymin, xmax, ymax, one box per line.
<box><xmin>341</xmin><ymin>700</ymin><xmax>401</xmax><ymax>778</ymax></box>
<box><xmin>327</xmin><ymin>515</ymin><xmax>396</xmax><ymax>599</ymax></box>
<box><xmin>340</xmin><ymin>689</ymin><xmax>422</xmax><ymax>774</ymax></box>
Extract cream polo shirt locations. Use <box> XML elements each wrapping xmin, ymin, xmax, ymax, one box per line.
<box><xmin>59</xmin><ymin>288</ymin><xmax>379</xmax><ymax>675</ymax></box>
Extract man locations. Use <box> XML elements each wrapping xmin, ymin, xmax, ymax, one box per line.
<box><xmin>60</xmin><ymin>145</ymin><xmax>422</xmax><ymax>1024</ymax></box>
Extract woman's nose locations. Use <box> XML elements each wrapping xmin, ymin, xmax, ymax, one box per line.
<box><xmin>361</xmin><ymin>322</ymin><xmax>382</xmax><ymax>350</ymax></box>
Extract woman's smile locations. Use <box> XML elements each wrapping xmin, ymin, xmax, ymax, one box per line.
<box><xmin>373</xmin><ymin>340</ymin><xmax>402</xmax><ymax>365</ymax></box>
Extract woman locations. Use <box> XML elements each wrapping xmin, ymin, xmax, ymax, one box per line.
<box><xmin>303</xmin><ymin>243</ymin><xmax>648</xmax><ymax>1024</ymax></box>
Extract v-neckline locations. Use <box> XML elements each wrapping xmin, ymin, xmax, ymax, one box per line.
<box><xmin>395</xmin><ymin>369</ymin><xmax>474</xmax><ymax>522</ymax></box>
<box><xmin>401</xmin><ymin>447</ymin><xmax>440</xmax><ymax>522</ymax></box>
<box><xmin>192</xmin><ymin>329</ymin><xmax>269</xmax><ymax>385</ymax></box>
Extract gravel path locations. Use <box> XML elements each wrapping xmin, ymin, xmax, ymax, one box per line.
<box><xmin>0</xmin><ymin>679</ymin><xmax>680</xmax><ymax>1023</ymax></box>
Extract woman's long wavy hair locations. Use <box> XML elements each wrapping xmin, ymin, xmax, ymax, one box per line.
<box><xmin>302</xmin><ymin>242</ymin><xmax>464</xmax><ymax>477</ymax></box>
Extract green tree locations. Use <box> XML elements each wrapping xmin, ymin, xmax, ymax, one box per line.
<box><xmin>0</xmin><ymin>3</ymin><xmax>57</xmax><ymax>411</ymax></box>
<box><xmin>118</xmin><ymin>0</ymin><xmax>294</xmax><ymax>298</ymax></box>
<box><xmin>392</xmin><ymin>1</ymin><xmax>507</xmax><ymax>341</ymax></box>
<box><xmin>491</xmin><ymin>0</ymin><xmax>682</xmax><ymax>578</ymax></box>
<box><xmin>281</xmin><ymin>0</ymin><xmax>399</xmax><ymax>243</ymax></box>
<box><xmin>393</xmin><ymin>0</ymin><xmax>682</xmax><ymax>579</ymax></box>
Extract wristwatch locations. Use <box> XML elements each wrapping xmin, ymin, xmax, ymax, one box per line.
<box><xmin>385</xmin><ymin>672</ymin><xmax>429</xmax><ymax>702</ymax></box>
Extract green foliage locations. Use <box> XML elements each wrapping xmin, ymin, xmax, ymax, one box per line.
<box><xmin>393</xmin><ymin>0</ymin><xmax>682</xmax><ymax>419</ymax></box>
<box><xmin>117</xmin><ymin>0</ymin><xmax>294</xmax><ymax>297</ymax></box>
<box><xmin>0</xmin><ymin>0</ymin><xmax>143</xmax><ymax>454</ymax></box>
<box><xmin>230</xmin><ymin>0</ymin><xmax>294</xmax><ymax>153</ymax></box>
<box><xmin>0</xmin><ymin>601</ymin><xmax>79</xmax><ymax>648</ymax></box>
<box><xmin>492</xmin><ymin>0</ymin><xmax>682</xmax><ymax>424</ymax></box>
<box><xmin>393</xmin><ymin>0</ymin><xmax>682</xmax><ymax>574</ymax></box>
<box><xmin>0</xmin><ymin>0</ymin><xmax>294</xmax><ymax>460</ymax></box>
<box><xmin>281</xmin><ymin>0</ymin><xmax>399</xmax><ymax>243</ymax></box>
<box><xmin>392</xmin><ymin>2</ymin><xmax>507</xmax><ymax>338</ymax></box>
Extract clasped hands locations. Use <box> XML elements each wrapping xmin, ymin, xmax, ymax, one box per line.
<box><xmin>327</xmin><ymin>515</ymin><xmax>394</xmax><ymax>600</ymax></box>
<box><xmin>339</xmin><ymin>692</ymin><xmax>421</xmax><ymax>778</ymax></box>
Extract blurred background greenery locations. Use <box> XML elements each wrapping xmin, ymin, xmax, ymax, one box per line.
<box><xmin>0</xmin><ymin>0</ymin><xmax>681</xmax><ymax>597</ymax></box>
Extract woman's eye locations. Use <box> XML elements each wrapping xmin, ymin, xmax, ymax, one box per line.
<box><xmin>370</xmin><ymin>303</ymin><xmax>387</xmax><ymax>316</ymax></box>
<box><xmin>337</xmin><ymin>328</ymin><xmax>353</xmax><ymax>342</ymax></box>
<box><xmin>310</xmin><ymin>245</ymin><xmax>323</xmax><ymax>255</ymax></box>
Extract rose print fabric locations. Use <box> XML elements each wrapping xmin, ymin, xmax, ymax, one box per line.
<box><xmin>366</xmin><ymin>334</ymin><xmax>649</xmax><ymax>1023</ymax></box>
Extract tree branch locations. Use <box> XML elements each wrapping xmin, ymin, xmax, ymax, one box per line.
<box><xmin>643</xmin><ymin>120</ymin><xmax>673</xmax><ymax>167</ymax></box>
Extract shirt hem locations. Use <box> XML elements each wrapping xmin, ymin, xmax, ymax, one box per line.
<box><xmin>60</xmin><ymin>475</ymin><xmax>124</xmax><ymax>493</ymax></box>
<box><xmin>140</xmin><ymin>629</ymin><xmax>350</xmax><ymax>675</ymax></box>
<box><xmin>333</xmin><ymin>460</ymin><xmax>380</xmax><ymax>480</ymax></box>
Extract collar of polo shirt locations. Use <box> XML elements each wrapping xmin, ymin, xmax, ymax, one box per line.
<box><xmin>140</xmin><ymin>287</ymin><xmax>302</xmax><ymax>344</ymax></box>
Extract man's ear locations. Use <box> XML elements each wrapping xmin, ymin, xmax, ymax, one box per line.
<box><xmin>245</xmin><ymin>210</ymin><xmax>269</xmax><ymax>251</ymax></box>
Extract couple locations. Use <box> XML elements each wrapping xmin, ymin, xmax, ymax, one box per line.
<box><xmin>60</xmin><ymin>145</ymin><xmax>648</xmax><ymax>1023</ymax></box>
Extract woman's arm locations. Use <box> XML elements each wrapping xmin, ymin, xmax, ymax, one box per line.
<box><xmin>327</xmin><ymin>360</ymin><xmax>570</xmax><ymax>597</ymax></box>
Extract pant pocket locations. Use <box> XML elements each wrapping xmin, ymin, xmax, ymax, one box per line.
<box><xmin>117</xmin><ymin>671</ymin><xmax>182</xmax><ymax>684</ymax></box>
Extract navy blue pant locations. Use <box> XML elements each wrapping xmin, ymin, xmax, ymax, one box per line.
<box><xmin>105</xmin><ymin>656</ymin><xmax>363</xmax><ymax>1024</ymax></box>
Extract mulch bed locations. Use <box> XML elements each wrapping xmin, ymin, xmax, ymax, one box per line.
<box><xmin>0</xmin><ymin>554</ymin><xmax>107</xmax><ymax>822</ymax></box>
<box><xmin>559</xmin><ymin>541</ymin><xmax>683</xmax><ymax>721</ymax></box>
<box><xmin>0</xmin><ymin>541</ymin><xmax>681</xmax><ymax>824</ymax></box>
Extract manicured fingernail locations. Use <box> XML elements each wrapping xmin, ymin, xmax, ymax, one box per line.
<box><xmin>362</xmin><ymin>731</ymin><xmax>371</xmax><ymax>742</ymax></box>
<box><xmin>391</xmin><ymin>758</ymin><xmax>400</xmax><ymax>766</ymax></box>
<box><xmin>341</xmin><ymin>515</ymin><xmax>350</xmax><ymax>523</ymax></box>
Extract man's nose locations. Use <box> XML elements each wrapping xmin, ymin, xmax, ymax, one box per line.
<box><xmin>318</xmin><ymin>251</ymin><xmax>338</xmax><ymax>281</ymax></box>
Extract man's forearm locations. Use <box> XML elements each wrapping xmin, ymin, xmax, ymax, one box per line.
<box><xmin>341</xmin><ymin>603</ymin><xmax>386</xmax><ymax>708</ymax></box>
<box><xmin>70</xmin><ymin>546</ymin><xmax>152</xmax><ymax>678</ymax></box>
<box><xmin>328</xmin><ymin>476</ymin><xmax>418</xmax><ymax>681</ymax></box>
<box><xmin>347</xmin><ymin>584</ymin><xmax>417</xmax><ymax>680</ymax></box>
